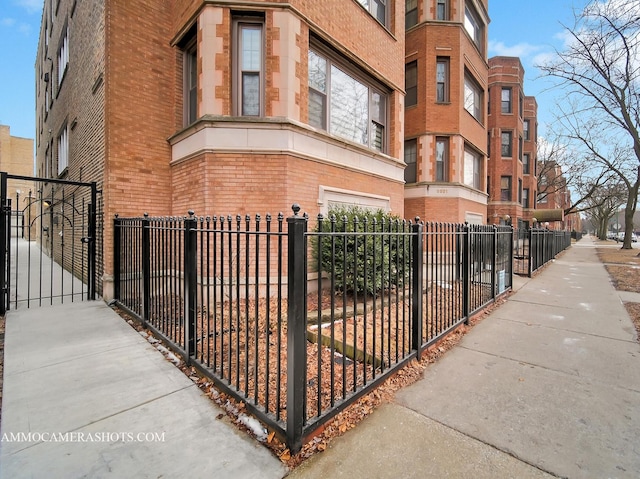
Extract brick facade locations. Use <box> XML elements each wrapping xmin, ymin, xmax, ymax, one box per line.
<box><xmin>404</xmin><ymin>0</ymin><xmax>490</xmax><ymax>224</ymax></box>
<box><xmin>36</xmin><ymin>0</ymin><xmax>407</xmax><ymax>300</ymax></box>
<box><xmin>487</xmin><ymin>56</ymin><xmax>538</xmax><ymax>228</ymax></box>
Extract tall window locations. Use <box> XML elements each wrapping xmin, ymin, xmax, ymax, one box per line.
<box><xmin>184</xmin><ymin>38</ymin><xmax>198</xmax><ymax>125</ymax></box>
<box><xmin>436</xmin><ymin>137</ymin><xmax>448</xmax><ymax>181</ymax></box>
<box><xmin>57</xmin><ymin>25</ymin><xmax>69</xmax><ymax>86</ymax></box>
<box><xmin>309</xmin><ymin>48</ymin><xmax>388</xmax><ymax>152</ymax></box>
<box><xmin>57</xmin><ymin>124</ymin><xmax>68</xmax><ymax>175</ymax></box>
<box><xmin>518</xmin><ymin>178</ymin><xmax>523</xmax><ymax>203</ymax></box>
<box><xmin>501</xmin><ymin>87</ymin><xmax>511</xmax><ymax>113</ymax></box>
<box><xmin>524</xmin><ymin>119</ymin><xmax>530</xmax><ymax>140</ymax></box>
<box><xmin>500</xmin><ymin>176</ymin><xmax>511</xmax><ymax>201</ymax></box>
<box><xmin>405</xmin><ymin>61</ymin><xmax>417</xmax><ymax>107</ymax></box>
<box><xmin>523</xmin><ymin>188</ymin><xmax>529</xmax><ymax>208</ymax></box>
<box><xmin>523</xmin><ymin>153</ymin><xmax>530</xmax><ymax>174</ymax></box>
<box><xmin>406</xmin><ymin>0</ymin><xmax>418</xmax><ymax>28</ymax></box>
<box><xmin>519</xmin><ymin>93</ymin><xmax>524</xmax><ymax>117</ymax></box>
<box><xmin>235</xmin><ymin>19</ymin><xmax>264</xmax><ymax>117</ymax></box>
<box><xmin>436</xmin><ymin>0</ymin><xmax>448</xmax><ymax>20</ymax></box>
<box><xmin>404</xmin><ymin>139</ymin><xmax>417</xmax><ymax>183</ymax></box>
<box><xmin>519</xmin><ymin>136</ymin><xmax>523</xmax><ymax>161</ymax></box>
<box><xmin>464</xmin><ymin>147</ymin><xmax>482</xmax><ymax>190</ymax></box>
<box><xmin>45</xmin><ymin>143</ymin><xmax>51</xmax><ymax>178</ymax></box>
<box><xmin>356</xmin><ymin>0</ymin><xmax>387</xmax><ymax>26</ymax></box>
<box><xmin>464</xmin><ymin>72</ymin><xmax>483</xmax><ymax>122</ymax></box>
<box><xmin>464</xmin><ymin>3</ymin><xmax>483</xmax><ymax>52</ymax></box>
<box><xmin>436</xmin><ymin>58</ymin><xmax>449</xmax><ymax>103</ymax></box>
<box><xmin>501</xmin><ymin>131</ymin><xmax>512</xmax><ymax>157</ymax></box>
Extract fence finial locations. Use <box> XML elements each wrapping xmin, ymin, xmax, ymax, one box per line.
<box><xmin>188</xmin><ymin>210</ymin><xmax>195</xmax><ymax>217</ymax></box>
<box><xmin>291</xmin><ymin>204</ymin><xmax>301</xmax><ymax>216</ymax></box>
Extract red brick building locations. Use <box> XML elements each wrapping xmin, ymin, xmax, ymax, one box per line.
<box><xmin>487</xmin><ymin>56</ymin><xmax>538</xmax><ymax>228</ymax></box>
<box><xmin>35</xmin><ymin>0</ymin><xmax>407</xmax><ymax>299</ymax></box>
<box><xmin>403</xmin><ymin>0</ymin><xmax>490</xmax><ymax>225</ymax></box>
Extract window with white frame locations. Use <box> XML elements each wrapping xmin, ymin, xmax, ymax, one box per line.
<box><xmin>404</xmin><ymin>139</ymin><xmax>417</xmax><ymax>183</ymax></box>
<box><xmin>356</xmin><ymin>0</ymin><xmax>387</xmax><ymax>26</ymax></box>
<box><xmin>234</xmin><ymin>17</ymin><xmax>264</xmax><ymax>117</ymax></box>
<box><xmin>406</xmin><ymin>0</ymin><xmax>418</xmax><ymax>28</ymax></box>
<box><xmin>436</xmin><ymin>137</ymin><xmax>448</xmax><ymax>181</ymax></box>
<box><xmin>464</xmin><ymin>2</ymin><xmax>484</xmax><ymax>53</ymax></box>
<box><xmin>57</xmin><ymin>24</ymin><xmax>69</xmax><ymax>86</ymax></box>
<box><xmin>464</xmin><ymin>146</ymin><xmax>482</xmax><ymax>190</ymax></box>
<box><xmin>501</xmin><ymin>87</ymin><xmax>511</xmax><ymax>113</ymax></box>
<box><xmin>523</xmin><ymin>188</ymin><xmax>530</xmax><ymax>208</ymax></box>
<box><xmin>57</xmin><ymin>124</ymin><xmax>68</xmax><ymax>175</ymax></box>
<box><xmin>524</xmin><ymin>119</ymin><xmax>530</xmax><ymax>140</ymax></box>
<box><xmin>308</xmin><ymin>47</ymin><xmax>388</xmax><ymax>152</ymax></box>
<box><xmin>464</xmin><ymin>71</ymin><xmax>483</xmax><ymax>122</ymax></box>
<box><xmin>436</xmin><ymin>57</ymin><xmax>449</xmax><ymax>103</ymax></box>
<box><xmin>501</xmin><ymin>131</ymin><xmax>512</xmax><ymax>157</ymax></box>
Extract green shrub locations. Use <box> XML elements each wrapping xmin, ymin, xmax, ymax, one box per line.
<box><xmin>312</xmin><ymin>205</ymin><xmax>411</xmax><ymax>297</ymax></box>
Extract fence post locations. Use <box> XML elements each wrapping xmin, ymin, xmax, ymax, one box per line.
<box><xmin>142</xmin><ymin>213</ymin><xmax>151</xmax><ymax>327</ymax></box>
<box><xmin>287</xmin><ymin>204</ymin><xmax>307</xmax><ymax>454</ymax></box>
<box><xmin>527</xmin><ymin>228</ymin><xmax>533</xmax><ymax>277</ymax></box>
<box><xmin>114</xmin><ymin>214</ymin><xmax>121</xmax><ymax>301</ymax></box>
<box><xmin>463</xmin><ymin>222</ymin><xmax>471</xmax><ymax>324</ymax></box>
<box><xmin>0</xmin><ymin>172</ymin><xmax>7</xmax><ymax>315</ymax></box>
<box><xmin>508</xmin><ymin>226</ymin><xmax>514</xmax><ymax>290</ymax></box>
<box><xmin>89</xmin><ymin>182</ymin><xmax>97</xmax><ymax>300</ymax></box>
<box><xmin>491</xmin><ymin>225</ymin><xmax>497</xmax><ymax>300</ymax></box>
<box><xmin>184</xmin><ymin>211</ymin><xmax>198</xmax><ymax>361</ymax></box>
<box><xmin>411</xmin><ymin>219</ymin><xmax>423</xmax><ymax>359</ymax></box>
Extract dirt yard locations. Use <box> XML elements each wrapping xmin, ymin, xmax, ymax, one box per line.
<box><xmin>597</xmin><ymin>241</ymin><xmax>640</xmax><ymax>339</ymax></box>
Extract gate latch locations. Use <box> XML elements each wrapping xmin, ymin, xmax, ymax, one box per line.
<box><xmin>81</xmin><ymin>236</ymin><xmax>93</xmax><ymax>244</ymax></box>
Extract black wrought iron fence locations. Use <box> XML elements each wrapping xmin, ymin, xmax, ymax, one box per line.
<box><xmin>113</xmin><ymin>208</ymin><xmax>529</xmax><ymax>453</ymax></box>
<box><xmin>513</xmin><ymin>228</ymin><xmax>572</xmax><ymax>277</ymax></box>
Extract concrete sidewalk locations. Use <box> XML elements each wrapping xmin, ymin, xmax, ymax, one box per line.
<box><xmin>0</xmin><ymin>301</ymin><xmax>287</xmax><ymax>479</ymax></box>
<box><xmin>289</xmin><ymin>237</ymin><xmax>640</xmax><ymax>479</ymax></box>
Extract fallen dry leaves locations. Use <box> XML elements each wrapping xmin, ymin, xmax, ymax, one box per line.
<box><xmin>597</xmin><ymin>244</ymin><xmax>640</xmax><ymax>340</ymax></box>
<box><xmin>114</xmin><ymin>289</ymin><xmax>505</xmax><ymax>470</ymax></box>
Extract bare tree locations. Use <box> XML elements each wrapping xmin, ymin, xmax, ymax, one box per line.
<box><xmin>538</xmin><ymin>0</ymin><xmax>640</xmax><ymax>249</ymax></box>
<box><xmin>585</xmin><ymin>179</ymin><xmax>627</xmax><ymax>239</ymax></box>
<box><xmin>536</xmin><ymin>134</ymin><xmax>616</xmax><ymax>217</ymax></box>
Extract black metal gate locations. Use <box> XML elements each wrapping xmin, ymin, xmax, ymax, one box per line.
<box><xmin>0</xmin><ymin>172</ymin><xmax>98</xmax><ymax>314</ymax></box>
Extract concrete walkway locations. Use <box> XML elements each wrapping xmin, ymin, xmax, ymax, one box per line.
<box><xmin>2</xmin><ymin>236</ymin><xmax>639</xmax><ymax>478</ymax></box>
<box><xmin>0</xmin><ymin>302</ymin><xmax>287</xmax><ymax>479</ymax></box>
<box><xmin>289</xmin><ymin>237</ymin><xmax>640</xmax><ymax>479</ymax></box>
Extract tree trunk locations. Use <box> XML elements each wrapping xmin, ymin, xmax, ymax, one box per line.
<box><xmin>621</xmin><ymin>179</ymin><xmax>639</xmax><ymax>249</ymax></box>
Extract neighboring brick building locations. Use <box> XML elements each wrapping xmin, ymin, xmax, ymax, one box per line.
<box><xmin>536</xmin><ymin>159</ymin><xmax>580</xmax><ymax>230</ymax></box>
<box><xmin>0</xmin><ymin>125</ymin><xmax>35</xmax><ymax>201</ymax></box>
<box><xmin>486</xmin><ymin>56</ymin><xmax>538</xmax><ymax>228</ymax></box>
<box><xmin>35</xmin><ymin>0</ymin><xmax>407</xmax><ymax>300</ymax></box>
<box><xmin>404</xmin><ymin>0</ymin><xmax>490</xmax><ymax>225</ymax></box>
